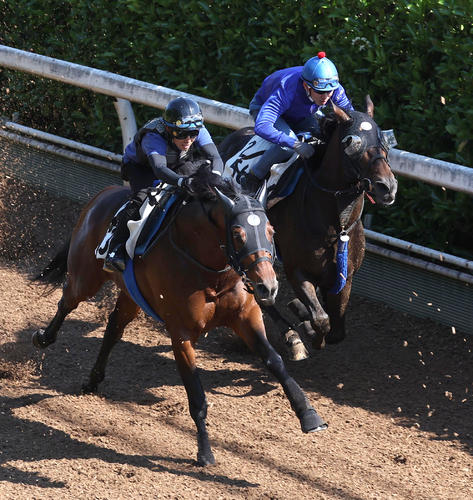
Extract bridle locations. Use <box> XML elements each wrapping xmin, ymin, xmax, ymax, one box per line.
<box><xmin>222</xmin><ymin>195</ymin><xmax>275</xmax><ymax>279</ymax></box>
<box><xmin>168</xmin><ymin>192</ymin><xmax>275</xmax><ymax>291</ymax></box>
<box><xmin>301</xmin><ymin>122</ymin><xmax>392</xmax><ymax>240</ymax></box>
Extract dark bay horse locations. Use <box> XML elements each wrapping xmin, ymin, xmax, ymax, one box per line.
<box><xmin>32</xmin><ymin>168</ymin><xmax>326</xmax><ymax>465</ymax></box>
<box><xmin>219</xmin><ymin>96</ymin><xmax>398</xmax><ymax>360</ymax></box>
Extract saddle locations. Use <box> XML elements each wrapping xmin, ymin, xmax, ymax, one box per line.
<box><xmin>126</xmin><ymin>185</ymin><xmax>180</xmax><ymax>259</ymax></box>
<box><xmin>222</xmin><ymin>133</ymin><xmax>325</xmax><ymax>208</ymax></box>
<box><xmin>95</xmin><ymin>185</ymin><xmax>180</xmax><ymax>264</ymax></box>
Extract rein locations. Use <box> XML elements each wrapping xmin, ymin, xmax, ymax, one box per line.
<box><xmin>302</xmin><ymin>158</ymin><xmax>365</xmax><ymax>240</ymax></box>
<box><xmin>167</xmin><ymin>198</ymin><xmax>232</xmax><ymax>274</ymax></box>
<box><xmin>166</xmin><ymin>197</ymin><xmax>273</xmax><ymax>287</ymax></box>
<box><xmin>168</xmin><ymin>224</ymin><xmax>232</xmax><ymax>274</ymax></box>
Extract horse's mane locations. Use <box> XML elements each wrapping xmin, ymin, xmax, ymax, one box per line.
<box><xmin>189</xmin><ymin>163</ymin><xmax>241</xmax><ymax>201</ymax></box>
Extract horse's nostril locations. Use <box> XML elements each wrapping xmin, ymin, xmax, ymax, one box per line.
<box><xmin>374</xmin><ymin>181</ymin><xmax>390</xmax><ymax>194</ymax></box>
<box><xmin>255</xmin><ymin>283</ymin><xmax>270</xmax><ymax>298</ymax></box>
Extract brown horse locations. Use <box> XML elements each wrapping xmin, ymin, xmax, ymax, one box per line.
<box><xmin>219</xmin><ymin>96</ymin><xmax>398</xmax><ymax>360</ymax></box>
<box><xmin>32</xmin><ymin>168</ymin><xmax>327</xmax><ymax>466</ymax></box>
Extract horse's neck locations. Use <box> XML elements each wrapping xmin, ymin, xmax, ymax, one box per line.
<box><xmin>175</xmin><ymin>199</ymin><xmax>228</xmax><ymax>271</ymax></box>
<box><xmin>315</xmin><ymin>128</ymin><xmax>345</xmax><ymax>190</ymax></box>
<box><xmin>297</xmin><ymin>129</ymin><xmax>364</xmax><ymax>233</ymax></box>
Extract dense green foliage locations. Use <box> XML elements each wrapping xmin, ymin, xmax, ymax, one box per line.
<box><xmin>1</xmin><ymin>0</ymin><xmax>472</xmax><ymax>256</ymax></box>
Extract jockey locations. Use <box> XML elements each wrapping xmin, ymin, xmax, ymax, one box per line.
<box><xmin>241</xmin><ymin>51</ymin><xmax>354</xmax><ymax>193</ymax></box>
<box><xmin>103</xmin><ymin>96</ymin><xmax>224</xmax><ymax>273</ymax></box>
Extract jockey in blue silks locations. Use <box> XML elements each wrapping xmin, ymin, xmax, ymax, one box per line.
<box><xmin>103</xmin><ymin>97</ymin><xmax>223</xmax><ymax>273</ymax></box>
<box><xmin>241</xmin><ymin>51</ymin><xmax>354</xmax><ymax>193</ymax></box>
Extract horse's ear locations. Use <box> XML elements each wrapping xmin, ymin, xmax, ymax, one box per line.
<box><xmin>332</xmin><ymin>102</ymin><xmax>352</xmax><ymax>123</ymax></box>
<box><xmin>366</xmin><ymin>95</ymin><xmax>374</xmax><ymax>118</ymax></box>
<box><xmin>256</xmin><ymin>181</ymin><xmax>268</xmax><ymax>206</ymax></box>
<box><xmin>214</xmin><ymin>187</ymin><xmax>235</xmax><ymax>213</ymax></box>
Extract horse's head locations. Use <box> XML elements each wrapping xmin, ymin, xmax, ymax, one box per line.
<box><xmin>215</xmin><ymin>184</ymin><xmax>278</xmax><ymax>306</ymax></box>
<box><xmin>329</xmin><ymin>96</ymin><xmax>398</xmax><ymax>206</ymax></box>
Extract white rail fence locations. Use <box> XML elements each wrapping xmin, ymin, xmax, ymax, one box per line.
<box><xmin>1</xmin><ymin>45</ymin><xmax>472</xmax><ymax>332</ymax></box>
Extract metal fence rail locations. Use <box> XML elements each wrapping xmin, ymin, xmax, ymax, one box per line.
<box><xmin>2</xmin><ymin>44</ymin><xmax>473</xmax><ymax>194</ymax></box>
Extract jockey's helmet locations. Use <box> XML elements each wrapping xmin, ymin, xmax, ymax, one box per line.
<box><xmin>301</xmin><ymin>52</ymin><xmax>340</xmax><ymax>92</ymax></box>
<box><xmin>163</xmin><ymin>97</ymin><xmax>204</xmax><ymax>130</ymax></box>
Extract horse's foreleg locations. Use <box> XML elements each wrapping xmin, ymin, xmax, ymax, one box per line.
<box><xmin>262</xmin><ymin>305</ymin><xmax>309</xmax><ymax>361</ymax></box>
<box><xmin>232</xmin><ymin>308</ymin><xmax>327</xmax><ymax>433</ymax></box>
<box><xmin>290</xmin><ymin>272</ymin><xmax>330</xmax><ymax>349</ymax></box>
<box><xmin>322</xmin><ymin>278</ymin><xmax>354</xmax><ymax>344</ymax></box>
<box><xmin>82</xmin><ymin>292</ymin><xmax>139</xmax><ymax>393</ymax></box>
<box><xmin>171</xmin><ymin>335</ymin><xmax>215</xmax><ymax>466</ymax></box>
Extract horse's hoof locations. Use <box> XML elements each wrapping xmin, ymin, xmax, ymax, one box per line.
<box><xmin>197</xmin><ymin>451</ymin><xmax>216</xmax><ymax>467</ymax></box>
<box><xmin>290</xmin><ymin>342</ymin><xmax>309</xmax><ymax>362</ymax></box>
<box><xmin>32</xmin><ymin>329</ymin><xmax>47</xmax><ymax>349</ymax></box>
<box><xmin>284</xmin><ymin>329</ymin><xmax>309</xmax><ymax>361</ymax></box>
<box><xmin>300</xmin><ymin>408</ymin><xmax>328</xmax><ymax>433</ymax></box>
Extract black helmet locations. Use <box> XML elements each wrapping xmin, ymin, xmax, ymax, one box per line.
<box><xmin>163</xmin><ymin>97</ymin><xmax>204</xmax><ymax>130</ymax></box>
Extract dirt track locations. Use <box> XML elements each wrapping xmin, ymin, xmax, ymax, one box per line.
<box><xmin>0</xmin><ymin>174</ymin><xmax>472</xmax><ymax>499</ymax></box>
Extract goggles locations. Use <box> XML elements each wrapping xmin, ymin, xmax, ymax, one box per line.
<box><xmin>164</xmin><ymin>116</ymin><xmax>204</xmax><ymax>129</ymax></box>
<box><xmin>305</xmin><ymin>77</ymin><xmax>338</xmax><ymax>93</ymax></box>
<box><xmin>171</xmin><ymin>128</ymin><xmax>200</xmax><ymax>140</ymax></box>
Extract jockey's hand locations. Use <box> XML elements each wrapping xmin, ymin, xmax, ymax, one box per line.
<box><xmin>179</xmin><ymin>176</ymin><xmax>197</xmax><ymax>195</ymax></box>
<box><xmin>293</xmin><ymin>140</ymin><xmax>315</xmax><ymax>159</ymax></box>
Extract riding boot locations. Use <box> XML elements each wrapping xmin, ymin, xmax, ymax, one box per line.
<box><xmin>241</xmin><ymin>143</ymin><xmax>294</xmax><ymax>195</ymax></box>
<box><xmin>103</xmin><ymin>195</ymin><xmax>143</xmax><ymax>273</ymax></box>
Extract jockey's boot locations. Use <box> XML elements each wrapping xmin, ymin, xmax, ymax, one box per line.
<box><xmin>240</xmin><ymin>172</ymin><xmax>263</xmax><ymax>195</ymax></box>
<box><xmin>103</xmin><ymin>195</ymin><xmax>143</xmax><ymax>273</ymax></box>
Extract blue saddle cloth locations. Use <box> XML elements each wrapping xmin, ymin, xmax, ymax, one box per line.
<box><xmin>272</xmin><ymin>165</ymin><xmax>303</xmax><ymax>199</ymax></box>
<box><xmin>122</xmin><ymin>193</ymin><xmax>179</xmax><ymax>322</ymax></box>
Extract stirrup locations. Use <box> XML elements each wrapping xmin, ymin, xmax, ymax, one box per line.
<box><xmin>103</xmin><ymin>248</ymin><xmax>126</xmax><ymax>273</ymax></box>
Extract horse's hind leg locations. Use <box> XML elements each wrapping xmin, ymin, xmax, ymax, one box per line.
<box><xmin>322</xmin><ymin>278</ymin><xmax>353</xmax><ymax>344</ymax></box>
<box><xmin>170</xmin><ymin>333</ymin><xmax>215</xmax><ymax>466</ymax></box>
<box><xmin>82</xmin><ymin>291</ymin><xmax>139</xmax><ymax>393</ymax></box>
<box><xmin>290</xmin><ymin>272</ymin><xmax>330</xmax><ymax>349</ymax></box>
<box><xmin>32</xmin><ymin>266</ymin><xmax>106</xmax><ymax>348</ymax></box>
<box><xmin>32</xmin><ymin>277</ymin><xmax>83</xmax><ymax>348</ymax></box>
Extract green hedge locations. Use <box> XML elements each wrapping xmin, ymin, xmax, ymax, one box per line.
<box><xmin>1</xmin><ymin>0</ymin><xmax>472</xmax><ymax>256</ymax></box>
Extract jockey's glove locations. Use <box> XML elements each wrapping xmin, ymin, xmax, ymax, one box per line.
<box><xmin>293</xmin><ymin>140</ymin><xmax>315</xmax><ymax>159</ymax></box>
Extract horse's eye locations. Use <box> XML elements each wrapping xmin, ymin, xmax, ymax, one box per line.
<box><xmin>266</xmin><ymin>222</ymin><xmax>274</xmax><ymax>242</ymax></box>
<box><xmin>232</xmin><ymin>226</ymin><xmax>247</xmax><ymax>250</ymax></box>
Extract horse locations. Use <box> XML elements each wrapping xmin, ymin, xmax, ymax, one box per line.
<box><xmin>219</xmin><ymin>96</ymin><xmax>398</xmax><ymax>360</ymax></box>
<box><xmin>31</xmin><ymin>167</ymin><xmax>327</xmax><ymax>466</ymax></box>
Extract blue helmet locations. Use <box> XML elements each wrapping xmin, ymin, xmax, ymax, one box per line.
<box><xmin>163</xmin><ymin>97</ymin><xmax>204</xmax><ymax>130</ymax></box>
<box><xmin>301</xmin><ymin>51</ymin><xmax>340</xmax><ymax>92</ymax></box>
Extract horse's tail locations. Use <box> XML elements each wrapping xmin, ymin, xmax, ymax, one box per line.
<box><xmin>32</xmin><ymin>239</ymin><xmax>70</xmax><ymax>292</ymax></box>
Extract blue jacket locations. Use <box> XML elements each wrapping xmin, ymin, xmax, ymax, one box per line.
<box><xmin>252</xmin><ymin>66</ymin><xmax>353</xmax><ymax>148</ymax></box>
<box><xmin>122</xmin><ymin>118</ymin><xmax>223</xmax><ymax>187</ymax></box>
<box><xmin>123</xmin><ymin>125</ymin><xmax>214</xmax><ymax>165</ymax></box>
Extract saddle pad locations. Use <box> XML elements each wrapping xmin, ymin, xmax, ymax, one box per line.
<box><xmin>222</xmin><ymin>135</ymin><xmax>299</xmax><ymax>204</ymax></box>
<box><xmin>123</xmin><ymin>191</ymin><xmax>179</xmax><ymax>324</ymax></box>
<box><xmin>123</xmin><ymin>259</ymin><xmax>164</xmax><ymax>323</ymax></box>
